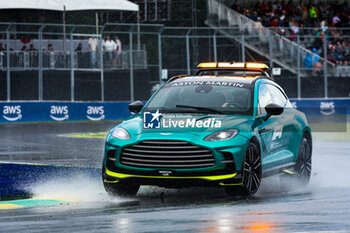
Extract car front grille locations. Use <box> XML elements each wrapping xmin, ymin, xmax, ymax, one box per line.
<box><xmin>120</xmin><ymin>140</ymin><xmax>215</xmax><ymax>169</ymax></box>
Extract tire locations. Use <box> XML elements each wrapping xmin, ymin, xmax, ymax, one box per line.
<box><xmin>294</xmin><ymin>135</ymin><xmax>312</xmax><ymax>185</ymax></box>
<box><xmin>103</xmin><ymin>182</ymin><xmax>140</xmax><ymax>197</ymax></box>
<box><xmin>102</xmin><ymin>162</ymin><xmax>140</xmax><ymax>197</ymax></box>
<box><xmin>225</xmin><ymin>142</ymin><xmax>262</xmax><ymax>197</ymax></box>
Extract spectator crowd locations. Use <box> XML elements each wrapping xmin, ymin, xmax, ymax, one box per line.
<box><xmin>0</xmin><ymin>34</ymin><xmax>123</xmax><ymax>69</ymax></box>
<box><xmin>231</xmin><ymin>0</ymin><xmax>350</xmax><ymax>67</ymax></box>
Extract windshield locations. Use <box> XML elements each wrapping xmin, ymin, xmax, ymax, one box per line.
<box><xmin>144</xmin><ymin>80</ymin><xmax>252</xmax><ymax>115</ymax></box>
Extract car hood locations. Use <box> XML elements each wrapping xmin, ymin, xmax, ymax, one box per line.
<box><xmin>118</xmin><ymin>114</ymin><xmax>253</xmax><ymax>136</ymax></box>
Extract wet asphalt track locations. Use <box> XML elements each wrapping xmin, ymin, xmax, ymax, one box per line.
<box><xmin>0</xmin><ymin>122</ymin><xmax>350</xmax><ymax>232</ymax></box>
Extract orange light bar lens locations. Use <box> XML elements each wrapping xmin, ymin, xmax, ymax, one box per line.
<box><xmin>246</xmin><ymin>63</ymin><xmax>268</xmax><ymax>69</ymax></box>
<box><xmin>197</xmin><ymin>63</ymin><xmax>217</xmax><ymax>68</ymax></box>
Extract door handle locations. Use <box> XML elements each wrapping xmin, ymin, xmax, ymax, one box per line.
<box><xmin>258</xmin><ymin>128</ymin><xmax>271</xmax><ymax>134</ymax></box>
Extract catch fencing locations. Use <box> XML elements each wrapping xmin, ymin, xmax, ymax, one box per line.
<box><xmin>0</xmin><ymin>22</ymin><xmax>349</xmax><ymax>102</ymax></box>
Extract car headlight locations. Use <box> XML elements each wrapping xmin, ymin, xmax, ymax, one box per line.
<box><xmin>112</xmin><ymin>127</ymin><xmax>131</xmax><ymax>140</ymax></box>
<box><xmin>203</xmin><ymin>129</ymin><xmax>239</xmax><ymax>141</ymax></box>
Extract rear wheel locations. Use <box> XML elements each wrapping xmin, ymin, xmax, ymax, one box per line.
<box><xmin>225</xmin><ymin>142</ymin><xmax>262</xmax><ymax>197</ymax></box>
<box><xmin>294</xmin><ymin>135</ymin><xmax>312</xmax><ymax>185</ymax></box>
<box><xmin>102</xmin><ymin>162</ymin><xmax>140</xmax><ymax>197</ymax></box>
<box><xmin>280</xmin><ymin>134</ymin><xmax>312</xmax><ymax>189</ymax></box>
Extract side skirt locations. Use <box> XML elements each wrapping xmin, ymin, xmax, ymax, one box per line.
<box><xmin>262</xmin><ymin>162</ymin><xmax>296</xmax><ymax>179</ymax></box>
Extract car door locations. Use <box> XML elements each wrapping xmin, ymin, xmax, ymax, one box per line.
<box><xmin>256</xmin><ymin>83</ymin><xmax>287</xmax><ymax>169</ymax></box>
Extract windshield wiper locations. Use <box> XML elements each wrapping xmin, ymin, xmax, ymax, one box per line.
<box><xmin>175</xmin><ymin>104</ymin><xmax>224</xmax><ymax>114</ymax></box>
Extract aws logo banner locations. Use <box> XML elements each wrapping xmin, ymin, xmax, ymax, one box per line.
<box><xmin>0</xmin><ymin>102</ymin><xmax>133</xmax><ymax>123</ymax></box>
<box><xmin>50</xmin><ymin>105</ymin><xmax>69</xmax><ymax>121</ymax></box>
<box><xmin>86</xmin><ymin>106</ymin><xmax>105</xmax><ymax>121</ymax></box>
<box><xmin>2</xmin><ymin>105</ymin><xmax>22</xmax><ymax>121</ymax></box>
<box><xmin>320</xmin><ymin>102</ymin><xmax>335</xmax><ymax>116</ymax></box>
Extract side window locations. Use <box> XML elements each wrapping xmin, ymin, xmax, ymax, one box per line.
<box><xmin>258</xmin><ymin>83</ymin><xmax>287</xmax><ymax>115</ymax></box>
<box><xmin>258</xmin><ymin>84</ymin><xmax>272</xmax><ymax>115</ymax></box>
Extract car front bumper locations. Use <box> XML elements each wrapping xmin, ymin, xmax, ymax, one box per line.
<box><xmin>103</xmin><ymin>133</ymin><xmax>249</xmax><ymax>188</ymax></box>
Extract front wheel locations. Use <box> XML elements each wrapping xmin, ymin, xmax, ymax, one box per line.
<box><xmin>102</xmin><ymin>162</ymin><xmax>140</xmax><ymax>197</ymax></box>
<box><xmin>225</xmin><ymin>142</ymin><xmax>262</xmax><ymax>197</ymax></box>
<box><xmin>103</xmin><ymin>182</ymin><xmax>140</xmax><ymax>197</ymax></box>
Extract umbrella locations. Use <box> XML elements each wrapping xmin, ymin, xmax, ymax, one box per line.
<box><xmin>0</xmin><ymin>0</ymin><xmax>62</xmax><ymax>11</ymax></box>
<box><xmin>0</xmin><ymin>0</ymin><xmax>139</xmax><ymax>34</ymax></box>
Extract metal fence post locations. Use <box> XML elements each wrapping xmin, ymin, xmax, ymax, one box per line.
<box><xmin>213</xmin><ymin>31</ymin><xmax>217</xmax><ymax>63</ymax></box>
<box><xmin>38</xmin><ymin>25</ymin><xmax>45</xmax><ymax>102</ymax></box>
<box><xmin>241</xmin><ymin>33</ymin><xmax>245</xmax><ymax>62</ymax></box>
<box><xmin>297</xmin><ymin>35</ymin><xmax>301</xmax><ymax>99</ymax></box>
<box><xmin>129</xmin><ymin>30</ymin><xmax>134</xmax><ymax>101</ymax></box>
<box><xmin>6</xmin><ymin>30</ymin><xmax>10</xmax><ymax>101</ymax></box>
<box><xmin>100</xmin><ymin>26</ymin><xmax>105</xmax><ymax>102</ymax></box>
<box><xmin>70</xmin><ymin>32</ymin><xmax>75</xmax><ymax>102</ymax></box>
<box><xmin>186</xmin><ymin>30</ymin><xmax>191</xmax><ymax>75</ymax></box>
<box><xmin>269</xmin><ymin>32</ymin><xmax>273</xmax><ymax>69</ymax></box>
<box><xmin>323</xmin><ymin>37</ymin><xmax>328</xmax><ymax>98</ymax></box>
<box><xmin>158</xmin><ymin>29</ymin><xmax>162</xmax><ymax>83</ymax></box>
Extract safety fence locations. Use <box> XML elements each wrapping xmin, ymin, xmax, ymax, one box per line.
<box><xmin>0</xmin><ymin>22</ymin><xmax>349</xmax><ymax>102</ymax></box>
<box><xmin>0</xmin><ymin>50</ymin><xmax>147</xmax><ymax>70</ymax></box>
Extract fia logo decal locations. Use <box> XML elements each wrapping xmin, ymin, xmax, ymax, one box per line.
<box><xmin>272</xmin><ymin>125</ymin><xmax>283</xmax><ymax>140</ymax></box>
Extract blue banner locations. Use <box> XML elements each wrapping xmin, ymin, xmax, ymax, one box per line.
<box><xmin>290</xmin><ymin>99</ymin><xmax>350</xmax><ymax>116</ymax></box>
<box><xmin>0</xmin><ymin>102</ymin><xmax>132</xmax><ymax>123</ymax></box>
<box><xmin>0</xmin><ymin>99</ymin><xmax>349</xmax><ymax>123</ymax></box>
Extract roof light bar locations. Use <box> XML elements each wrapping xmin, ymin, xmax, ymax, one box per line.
<box><xmin>197</xmin><ymin>62</ymin><xmax>269</xmax><ymax>70</ymax></box>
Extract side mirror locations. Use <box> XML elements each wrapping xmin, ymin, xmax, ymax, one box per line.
<box><xmin>264</xmin><ymin>103</ymin><xmax>284</xmax><ymax>121</ymax></box>
<box><xmin>128</xmin><ymin>101</ymin><xmax>144</xmax><ymax>114</ymax></box>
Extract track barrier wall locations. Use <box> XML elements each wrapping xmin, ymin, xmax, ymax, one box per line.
<box><xmin>0</xmin><ymin>99</ymin><xmax>349</xmax><ymax>124</ymax></box>
<box><xmin>0</xmin><ymin>102</ymin><xmax>131</xmax><ymax>123</ymax></box>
